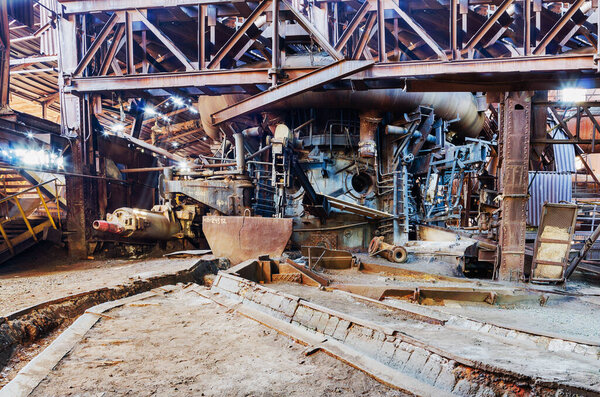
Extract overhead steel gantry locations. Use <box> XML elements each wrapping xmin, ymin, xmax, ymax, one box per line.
<box><xmin>57</xmin><ymin>0</ymin><xmax>600</xmax><ymax>97</ymax></box>
<box><xmin>53</xmin><ymin>0</ymin><xmax>600</xmax><ymax>281</ymax></box>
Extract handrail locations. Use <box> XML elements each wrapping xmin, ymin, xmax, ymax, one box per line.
<box><xmin>0</xmin><ymin>177</ymin><xmax>61</xmax><ymax>255</ymax></box>
<box><xmin>0</xmin><ymin>177</ymin><xmax>58</xmax><ymax>204</ymax></box>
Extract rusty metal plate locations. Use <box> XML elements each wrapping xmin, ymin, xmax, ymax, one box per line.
<box><xmin>301</xmin><ymin>246</ymin><xmax>354</xmax><ymax>269</ymax></box>
<box><xmin>202</xmin><ymin>216</ymin><xmax>293</xmax><ymax>265</ymax></box>
<box><xmin>306</xmin><ymin>232</ymin><xmax>338</xmax><ymax>249</ymax></box>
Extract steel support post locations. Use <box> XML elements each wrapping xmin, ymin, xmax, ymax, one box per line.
<box><xmin>530</xmin><ymin>91</ymin><xmax>547</xmax><ymax>170</ymax></box>
<box><xmin>58</xmin><ymin>13</ymin><xmax>98</xmax><ymax>258</ymax></box>
<box><xmin>497</xmin><ymin>92</ymin><xmax>531</xmax><ymax>281</ymax></box>
<box><xmin>0</xmin><ymin>0</ymin><xmax>10</xmax><ymax>112</ymax></box>
<box><xmin>377</xmin><ymin>0</ymin><xmax>386</xmax><ymax>62</ymax></box>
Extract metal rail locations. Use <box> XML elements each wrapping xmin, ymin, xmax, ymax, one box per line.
<box><xmin>0</xmin><ymin>178</ymin><xmax>61</xmax><ymax>256</ymax></box>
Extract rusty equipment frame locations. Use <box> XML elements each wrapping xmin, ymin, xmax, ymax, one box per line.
<box><xmin>301</xmin><ymin>246</ymin><xmax>355</xmax><ymax>270</ymax></box>
<box><xmin>530</xmin><ymin>203</ymin><xmax>578</xmax><ymax>284</ymax></box>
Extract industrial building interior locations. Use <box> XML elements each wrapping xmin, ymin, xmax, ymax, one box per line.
<box><xmin>2</xmin><ymin>0</ymin><xmax>600</xmax><ymax>395</ymax></box>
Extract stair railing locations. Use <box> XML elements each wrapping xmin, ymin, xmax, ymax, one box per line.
<box><xmin>0</xmin><ymin>178</ymin><xmax>60</xmax><ymax>255</ymax></box>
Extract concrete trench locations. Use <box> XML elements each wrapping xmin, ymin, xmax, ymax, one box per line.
<box><xmin>209</xmin><ymin>272</ymin><xmax>600</xmax><ymax>396</ymax></box>
<box><xmin>2</xmin><ymin>262</ymin><xmax>599</xmax><ymax>396</ymax></box>
<box><xmin>0</xmin><ymin>258</ymin><xmax>224</xmax><ymax>372</ymax></box>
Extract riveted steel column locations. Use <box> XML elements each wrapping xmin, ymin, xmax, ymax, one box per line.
<box><xmin>498</xmin><ymin>92</ymin><xmax>531</xmax><ymax>281</ymax></box>
<box><xmin>0</xmin><ymin>0</ymin><xmax>10</xmax><ymax>111</ymax></box>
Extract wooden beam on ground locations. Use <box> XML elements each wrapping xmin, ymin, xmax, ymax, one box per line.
<box><xmin>211</xmin><ymin>60</ymin><xmax>373</xmax><ymax>124</ymax></box>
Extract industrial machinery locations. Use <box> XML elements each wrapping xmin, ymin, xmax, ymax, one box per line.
<box><xmin>93</xmin><ymin>89</ymin><xmax>498</xmax><ymax>270</ymax></box>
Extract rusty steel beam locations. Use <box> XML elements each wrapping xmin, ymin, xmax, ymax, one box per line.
<box><xmin>524</xmin><ymin>0</ymin><xmax>531</xmax><ymax>55</ymax></box>
<box><xmin>198</xmin><ymin>5</ymin><xmax>207</xmax><ymax>70</ymax></box>
<box><xmin>388</xmin><ymin>2</ymin><xmax>447</xmax><ymax>60</ymax></box>
<box><xmin>497</xmin><ymin>92</ymin><xmax>531</xmax><ymax>282</ymax></box>
<box><xmin>450</xmin><ymin>0</ymin><xmax>458</xmax><ymax>59</ymax></box>
<box><xmin>271</xmin><ymin>0</ymin><xmax>280</xmax><ymax>86</ymax></box>
<box><xmin>282</xmin><ymin>0</ymin><xmax>344</xmax><ymax>61</ymax></box>
<box><xmin>366</xmin><ymin>54</ymin><xmax>595</xmax><ymax>78</ymax></box>
<box><xmin>136</xmin><ymin>10</ymin><xmax>194</xmax><ymax>71</ymax></box>
<box><xmin>207</xmin><ymin>0</ymin><xmax>272</xmax><ymax>69</ymax></box>
<box><xmin>334</xmin><ymin>1</ymin><xmax>372</xmax><ymax>52</ymax></box>
<box><xmin>376</xmin><ymin>0</ymin><xmax>386</xmax><ymax>62</ymax></box>
<box><xmin>0</xmin><ymin>0</ymin><xmax>9</xmax><ymax>109</ymax></box>
<box><xmin>211</xmin><ymin>60</ymin><xmax>374</xmax><ymax>124</ymax></box>
<box><xmin>59</xmin><ymin>0</ymin><xmax>231</xmax><ymax>14</ymax></box>
<box><xmin>352</xmin><ymin>13</ymin><xmax>376</xmax><ymax>60</ymax></box>
<box><xmin>74</xmin><ymin>13</ymin><xmax>119</xmax><ymax>76</ymax></box>
<box><xmin>70</xmin><ymin>68</ymin><xmax>279</xmax><ymax>93</ymax></box>
<box><xmin>99</xmin><ymin>24</ymin><xmax>125</xmax><ymax>76</ymax></box>
<box><xmin>125</xmin><ymin>11</ymin><xmax>135</xmax><ymax>75</ymax></box>
<box><xmin>68</xmin><ymin>54</ymin><xmax>596</xmax><ymax>93</ymax></box>
<box><xmin>463</xmin><ymin>0</ymin><xmax>514</xmax><ymax>52</ymax></box>
<box><xmin>533</xmin><ymin>0</ymin><xmax>586</xmax><ymax>55</ymax></box>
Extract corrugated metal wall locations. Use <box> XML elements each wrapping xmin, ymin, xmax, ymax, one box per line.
<box><xmin>552</xmin><ymin>130</ymin><xmax>576</xmax><ymax>173</ymax></box>
<box><xmin>527</xmin><ymin>172</ymin><xmax>573</xmax><ymax>226</ymax></box>
<box><xmin>39</xmin><ymin>0</ymin><xmax>58</xmax><ymax>56</ymax></box>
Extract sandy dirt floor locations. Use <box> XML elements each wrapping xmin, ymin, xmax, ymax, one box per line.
<box><xmin>309</xmin><ymin>261</ymin><xmax>600</xmax><ymax>342</ymax></box>
<box><xmin>0</xmin><ymin>256</ymin><xmax>198</xmax><ymax>316</ymax></box>
<box><xmin>30</xmin><ymin>286</ymin><xmax>405</xmax><ymax>397</ymax></box>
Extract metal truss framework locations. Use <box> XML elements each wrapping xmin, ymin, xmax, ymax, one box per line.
<box><xmin>52</xmin><ymin>0</ymin><xmax>600</xmax><ymax>157</ymax></box>
<box><xmin>58</xmin><ymin>0</ymin><xmax>600</xmax><ymax>95</ymax></box>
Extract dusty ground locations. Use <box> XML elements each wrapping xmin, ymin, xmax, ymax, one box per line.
<box><xmin>0</xmin><ymin>256</ymin><xmax>198</xmax><ymax>316</ymax></box>
<box><xmin>310</xmin><ymin>260</ymin><xmax>600</xmax><ymax>342</ymax></box>
<box><xmin>30</xmin><ymin>286</ymin><xmax>405</xmax><ymax>397</ymax></box>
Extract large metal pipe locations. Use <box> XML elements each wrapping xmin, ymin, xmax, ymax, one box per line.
<box><xmin>199</xmin><ymin>89</ymin><xmax>484</xmax><ymax>140</ymax></box>
<box><xmin>233</xmin><ymin>132</ymin><xmax>245</xmax><ymax>172</ymax></box>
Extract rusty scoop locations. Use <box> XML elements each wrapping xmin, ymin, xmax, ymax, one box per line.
<box><xmin>202</xmin><ymin>216</ymin><xmax>293</xmax><ymax>265</ymax></box>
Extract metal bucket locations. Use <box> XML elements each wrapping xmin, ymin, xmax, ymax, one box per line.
<box><xmin>202</xmin><ymin>216</ymin><xmax>293</xmax><ymax>264</ymax></box>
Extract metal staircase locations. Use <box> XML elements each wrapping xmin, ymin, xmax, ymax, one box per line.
<box><xmin>0</xmin><ymin>170</ymin><xmax>64</xmax><ymax>265</ymax></box>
